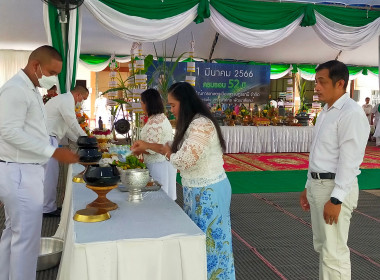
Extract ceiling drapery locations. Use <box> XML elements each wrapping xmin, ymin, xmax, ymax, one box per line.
<box><xmin>44</xmin><ymin>0</ymin><xmax>380</xmax><ymax>87</ymax></box>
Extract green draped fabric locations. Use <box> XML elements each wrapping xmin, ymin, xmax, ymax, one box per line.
<box><xmin>315</xmin><ymin>5</ymin><xmax>380</xmax><ymax>27</ymax></box>
<box><xmin>195</xmin><ymin>0</ymin><xmax>211</xmax><ymax>23</ymax></box>
<box><xmin>347</xmin><ymin>66</ymin><xmax>363</xmax><ymax>76</ymax></box>
<box><xmin>99</xmin><ymin>0</ymin><xmax>198</xmax><ymax>19</ymax></box>
<box><xmin>211</xmin><ymin>0</ymin><xmax>306</xmax><ymax>29</ymax></box>
<box><xmin>270</xmin><ymin>64</ymin><xmax>292</xmax><ymax>75</ymax></box>
<box><xmin>297</xmin><ymin>64</ymin><xmax>317</xmax><ymax>75</ymax></box>
<box><xmin>366</xmin><ymin>67</ymin><xmax>379</xmax><ymax>75</ymax></box>
<box><xmin>48</xmin><ymin>4</ymin><xmax>67</xmax><ymax>93</ymax></box>
<box><xmin>80</xmin><ymin>54</ymin><xmax>110</xmax><ymax>64</ymax></box>
<box><xmin>210</xmin><ymin>0</ymin><xmax>380</xmax><ymax>30</ymax></box>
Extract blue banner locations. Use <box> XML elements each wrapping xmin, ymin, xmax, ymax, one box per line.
<box><xmin>146</xmin><ymin>61</ymin><xmax>270</xmax><ymax>107</ymax></box>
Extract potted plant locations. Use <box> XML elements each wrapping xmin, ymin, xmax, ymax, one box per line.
<box><xmin>295</xmin><ymin>80</ymin><xmax>310</xmax><ymax>126</ymax></box>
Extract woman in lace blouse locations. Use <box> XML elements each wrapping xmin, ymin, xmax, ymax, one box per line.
<box><xmin>132</xmin><ymin>82</ymin><xmax>235</xmax><ymax>280</ymax></box>
<box><xmin>140</xmin><ymin>89</ymin><xmax>177</xmax><ymax>200</ymax></box>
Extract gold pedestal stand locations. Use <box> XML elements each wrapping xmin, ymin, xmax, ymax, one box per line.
<box><xmin>73</xmin><ymin>207</ymin><xmax>110</xmax><ymax>223</ymax></box>
<box><xmin>72</xmin><ymin>162</ymin><xmax>98</xmax><ymax>183</ymax></box>
<box><xmin>86</xmin><ymin>184</ymin><xmax>118</xmax><ymax>211</ymax></box>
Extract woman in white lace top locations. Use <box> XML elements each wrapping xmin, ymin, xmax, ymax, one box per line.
<box><xmin>140</xmin><ymin>89</ymin><xmax>177</xmax><ymax>200</ymax></box>
<box><xmin>132</xmin><ymin>82</ymin><xmax>235</xmax><ymax>280</ymax></box>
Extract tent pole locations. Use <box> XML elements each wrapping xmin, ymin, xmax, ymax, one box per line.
<box><xmin>208</xmin><ymin>32</ymin><xmax>219</xmax><ymax>62</ymax></box>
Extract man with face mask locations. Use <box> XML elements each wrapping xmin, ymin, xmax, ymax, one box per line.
<box><xmin>43</xmin><ymin>85</ymin><xmax>89</xmax><ymax>217</ymax></box>
<box><xmin>0</xmin><ymin>45</ymin><xmax>79</xmax><ymax>280</ymax></box>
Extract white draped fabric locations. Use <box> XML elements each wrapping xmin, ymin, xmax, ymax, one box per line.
<box><xmin>270</xmin><ymin>65</ymin><xmax>293</xmax><ymax>80</ymax></box>
<box><xmin>209</xmin><ymin>6</ymin><xmax>303</xmax><ymax>48</ymax></box>
<box><xmin>56</xmin><ymin>164</ymin><xmax>206</xmax><ymax>280</ymax></box>
<box><xmin>221</xmin><ymin>126</ymin><xmax>314</xmax><ymax>153</ymax></box>
<box><xmin>313</xmin><ymin>12</ymin><xmax>380</xmax><ymax>51</ymax></box>
<box><xmin>84</xmin><ymin>0</ymin><xmax>197</xmax><ymax>42</ymax></box>
<box><xmin>0</xmin><ymin>50</ymin><xmax>31</xmax><ymax>87</ymax></box>
<box><xmin>298</xmin><ymin>69</ymin><xmax>315</xmax><ymax>81</ymax></box>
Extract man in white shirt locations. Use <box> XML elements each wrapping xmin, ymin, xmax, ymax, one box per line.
<box><xmin>0</xmin><ymin>46</ymin><xmax>79</xmax><ymax>280</ymax></box>
<box><xmin>299</xmin><ymin>60</ymin><xmax>369</xmax><ymax>279</ymax></box>
<box><xmin>362</xmin><ymin>97</ymin><xmax>372</xmax><ymax>124</ymax></box>
<box><xmin>43</xmin><ymin>85</ymin><xmax>88</xmax><ymax>217</ymax></box>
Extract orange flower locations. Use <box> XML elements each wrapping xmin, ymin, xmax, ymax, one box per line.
<box><xmin>76</xmin><ymin>113</ymin><xmax>82</xmax><ymax>118</ymax></box>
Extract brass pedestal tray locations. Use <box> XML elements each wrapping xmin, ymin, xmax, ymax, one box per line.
<box><xmin>85</xmin><ymin>184</ymin><xmax>118</xmax><ymax>211</ymax></box>
<box><xmin>72</xmin><ymin>162</ymin><xmax>99</xmax><ymax>183</ymax></box>
<box><xmin>73</xmin><ymin>207</ymin><xmax>110</xmax><ymax>223</ymax></box>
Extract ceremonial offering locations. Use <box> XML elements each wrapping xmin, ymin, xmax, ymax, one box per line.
<box><xmin>112</xmin><ymin>155</ymin><xmax>146</xmax><ymax>170</ymax></box>
<box><xmin>73</xmin><ymin>164</ymin><xmax>121</xmax><ymax>219</ymax></box>
<box><xmin>77</xmin><ymin>148</ymin><xmax>102</xmax><ymax>163</ymax></box>
<box><xmin>252</xmin><ymin>117</ymin><xmax>270</xmax><ymax>126</ymax></box>
<box><xmin>73</xmin><ymin>136</ymin><xmax>102</xmax><ymax>183</ymax></box>
<box><xmin>108</xmin><ymin>144</ymin><xmax>132</xmax><ymax>161</ymax></box>
<box><xmin>92</xmin><ymin>129</ymin><xmax>112</xmax><ymax>151</ymax></box>
<box><xmin>118</xmin><ymin>178</ymin><xmax>161</xmax><ymax>192</ymax></box>
<box><xmin>119</xmin><ymin>169</ymin><xmax>150</xmax><ymax>202</ymax></box>
<box><xmin>77</xmin><ymin>136</ymin><xmax>98</xmax><ymax>148</ymax></box>
<box><xmin>83</xmin><ymin>164</ymin><xmax>120</xmax><ymax>187</ymax></box>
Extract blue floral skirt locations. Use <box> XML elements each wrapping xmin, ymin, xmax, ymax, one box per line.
<box><xmin>183</xmin><ymin>178</ymin><xmax>236</xmax><ymax>280</ymax></box>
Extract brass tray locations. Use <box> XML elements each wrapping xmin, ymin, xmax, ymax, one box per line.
<box><xmin>73</xmin><ymin>208</ymin><xmax>110</xmax><ymax>223</ymax></box>
<box><xmin>117</xmin><ymin>181</ymin><xmax>162</xmax><ymax>192</ymax></box>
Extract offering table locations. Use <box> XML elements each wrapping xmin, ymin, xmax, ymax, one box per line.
<box><xmin>56</xmin><ymin>164</ymin><xmax>207</xmax><ymax>280</ymax></box>
<box><xmin>221</xmin><ymin>125</ymin><xmax>314</xmax><ymax>153</ymax></box>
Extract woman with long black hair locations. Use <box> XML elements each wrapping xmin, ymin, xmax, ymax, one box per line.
<box><xmin>139</xmin><ymin>88</ymin><xmax>177</xmax><ymax>200</ymax></box>
<box><xmin>132</xmin><ymin>82</ymin><xmax>235</xmax><ymax>280</ymax></box>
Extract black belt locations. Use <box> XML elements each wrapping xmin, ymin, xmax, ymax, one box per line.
<box><xmin>0</xmin><ymin>160</ymin><xmax>39</xmax><ymax>165</ymax></box>
<box><xmin>311</xmin><ymin>172</ymin><xmax>335</xmax><ymax>180</ymax></box>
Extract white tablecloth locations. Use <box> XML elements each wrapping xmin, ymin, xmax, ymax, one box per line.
<box><xmin>221</xmin><ymin>126</ymin><xmax>314</xmax><ymax>153</ymax></box>
<box><xmin>56</xmin><ymin>164</ymin><xmax>207</xmax><ymax>280</ymax></box>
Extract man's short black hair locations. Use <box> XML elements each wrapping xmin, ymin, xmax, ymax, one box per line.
<box><xmin>316</xmin><ymin>60</ymin><xmax>349</xmax><ymax>91</ymax></box>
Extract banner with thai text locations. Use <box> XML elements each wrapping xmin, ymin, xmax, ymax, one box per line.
<box><xmin>146</xmin><ymin>61</ymin><xmax>270</xmax><ymax>106</ymax></box>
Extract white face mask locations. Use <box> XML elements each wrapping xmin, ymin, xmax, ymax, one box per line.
<box><xmin>35</xmin><ymin>64</ymin><xmax>57</xmax><ymax>89</ymax></box>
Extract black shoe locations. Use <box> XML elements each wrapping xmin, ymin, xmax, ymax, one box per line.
<box><xmin>43</xmin><ymin>208</ymin><xmax>61</xmax><ymax>218</ymax></box>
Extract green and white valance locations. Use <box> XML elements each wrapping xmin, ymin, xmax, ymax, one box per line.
<box><xmin>43</xmin><ymin>3</ymin><xmax>81</xmax><ymax>93</ymax></box>
<box><xmin>85</xmin><ymin>0</ymin><xmax>198</xmax><ymax>42</ymax></box>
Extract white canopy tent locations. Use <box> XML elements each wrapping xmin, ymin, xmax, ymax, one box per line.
<box><xmin>1</xmin><ymin>0</ymin><xmax>379</xmax><ymax>66</ymax></box>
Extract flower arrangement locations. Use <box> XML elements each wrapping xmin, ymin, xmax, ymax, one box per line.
<box><xmin>92</xmin><ymin>128</ymin><xmax>112</xmax><ymax>151</ymax></box>
<box><xmin>75</xmin><ymin>107</ymin><xmax>90</xmax><ymax>135</ymax></box>
<box><xmin>239</xmin><ymin>105</ymin><xmax>249</xmax><ymax>117</ymax></box>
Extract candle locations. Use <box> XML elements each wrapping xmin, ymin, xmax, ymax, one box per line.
<box><xmin>259</xmin><ymin>108</ymin><xmax>261</xmax><ymax>118</ymax></box>
<box><xmin>250</xmin><ymin>108</ymin><xmax>253</xmax><ymax>118</ymax></box>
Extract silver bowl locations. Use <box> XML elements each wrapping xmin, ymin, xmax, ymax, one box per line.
<box><xmin>118</xmin><ymin>168</ymin><xmax>150</xmax><ymax>202</ymax></box>
<box><xmin>37</xmin><ymin>237</ymin><xmax>64</xmax><ymax>271</ymax></box>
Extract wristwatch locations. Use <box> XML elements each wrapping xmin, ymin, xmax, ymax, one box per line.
<box><xmin>330</xmin><ymin>197</ymin><xmax>342</xmax><ymax>205</ymax></box>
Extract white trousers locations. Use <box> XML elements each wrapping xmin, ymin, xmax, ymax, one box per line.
<box><xmin>0</xmin><ymin>162</ymin><xmax>44</xmax><ymax>280</ymax></box>
<box><xmin>306</xmin><ymin>178</ymin><xmax>359</xmax><ymax>280</ymax></box>
<box><xmin>43</xmin><ymin>136</ymin><xmax>59</xmax><ymax>213</ymax></box>
<box><xmin>146</xmin><ymin>161</ymin><xmax>177</xmax><ymax>200</ymax></box>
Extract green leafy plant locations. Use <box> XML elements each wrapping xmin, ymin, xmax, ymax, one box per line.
<box><xmin>298</xmin><ymin>81</ymin><xmax>309</xmax><ymax>113</ymax></box>
<box><xmin>148</xmin><ymin>37</ymin><xmax>186</xmax><ymax>104</ymax></box>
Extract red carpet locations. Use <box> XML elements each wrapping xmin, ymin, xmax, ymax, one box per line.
<box><xmin>223</xmin><ymin>146</ymin><xmax>380</xmax><ymax>172</ymax></box>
